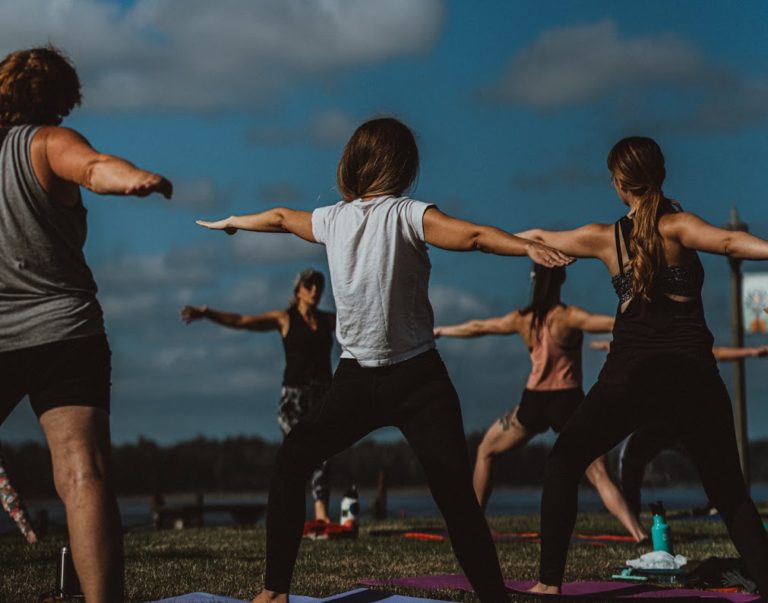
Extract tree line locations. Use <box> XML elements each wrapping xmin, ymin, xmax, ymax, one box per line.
<box><xmin>4</xmin><ymin>435</ymin><xmax>768</xmax><ymax>499</ymax></box>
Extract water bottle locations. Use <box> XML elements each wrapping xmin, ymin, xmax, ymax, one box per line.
<box><xmin>56</xmin><ymin>545</ymin><xmax>83</xmax><ymax>598</ymax></box>
<box><xmin>649</xmin><ymin>501</ymin><xmax>672</xmax><ymax>554</ymax></box>
<box><xmin>340</xmin><ymin>485</ymin><xmax>359</xmax><ymax>529</ymax></box>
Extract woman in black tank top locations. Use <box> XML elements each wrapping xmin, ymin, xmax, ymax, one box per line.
<box><xmin>180</xmin><ymin>268</ymin><xmax>336</xmax><ymax>524</ymax></box>
<box><xmin>517</xmin><ymin>136</ymin><xmax>768</xmax><ymax>596</ymax></box>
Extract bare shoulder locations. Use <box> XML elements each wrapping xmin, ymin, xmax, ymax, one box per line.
<box><xmin>658</xmin><ymin>210</ymin><xmax>699</xmax><ymax>232</ymax></box>
<box><xmin>35</xmin><ymin>126</ymin><xmax>89</xmax><ymax>148</ymax></box>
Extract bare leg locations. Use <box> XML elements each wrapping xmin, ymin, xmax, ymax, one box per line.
<box><xmin>313</xmin><ymin>500</ymin><xmax>330</xmax><ymax>522</ymax></box>
<box><xmin>40</xmin><ymin>406</ymin><xmax>123</xmax><ymax>603</ymax></box>
<box><xmin>585</xmin><ymin>456</ymin><xmax>647</xmax><ymax>541</ymax></box>
<box><xmin>473</xmin><ymin>406</ymin><xmax>532</xmax><ymax>508</ymax></box>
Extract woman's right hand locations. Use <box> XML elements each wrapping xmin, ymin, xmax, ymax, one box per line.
<box><xmin>180</xmin><ymin>304</ymin><xmax>208</xmax><ymax>324</ymax></box>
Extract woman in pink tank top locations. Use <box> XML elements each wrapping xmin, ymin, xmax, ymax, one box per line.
<box><xmin>435</xmin><ymin>264</ymin><xmax>646</xmax><ymax>542</ymax></box>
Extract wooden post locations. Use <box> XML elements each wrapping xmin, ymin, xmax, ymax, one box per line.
<box><xmin>725</xmin><ymin>207</ymin><xmax>750</xmax><ymax>487</ymax></box>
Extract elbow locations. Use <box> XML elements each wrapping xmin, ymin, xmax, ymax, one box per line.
<box><xmin>271</xmin><ymin>207</ymin><xmax>290</xmax><ymax>232</ymax></box>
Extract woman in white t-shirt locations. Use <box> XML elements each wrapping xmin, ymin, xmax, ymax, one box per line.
<box><xmin>197</xmin><ymin>117</ymin><xmax>571</xmax><ymax>603</ymax></box>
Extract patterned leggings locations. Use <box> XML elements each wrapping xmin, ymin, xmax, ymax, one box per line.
<box><xmin>0</xmin><ymin>453</ymin><xmax>33</xmax><ymax>538</ymax></box>
<box><xmin>278</xmin><ymin>385</ymin><xmax>330</xmax><ymax>504</ymax></box>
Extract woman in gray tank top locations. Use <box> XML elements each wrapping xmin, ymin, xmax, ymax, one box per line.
<box><xmin>0</xmin><ymin>46</ymin><xmax>172</xmax><ymax>603</ymax></box>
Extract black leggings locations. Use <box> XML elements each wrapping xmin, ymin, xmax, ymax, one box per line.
<box><xmin>539</xmin><ymin>355</ymin><xmax>768</xmax><ymax>595</ymax></box>
<box><xmin>619</xmin><ymin>425</ymin><xmax>683</xmax><ymax>518</ymax></box>
<box><xmin>264</xmin><ymin>349</ymin><xmax>507</xmax><ymax>602</ymax></box>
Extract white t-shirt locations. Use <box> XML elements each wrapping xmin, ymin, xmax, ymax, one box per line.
<box><xmin>312</xmin><ymin>195</ymin><xmax>436</xmax><ymax>367</ymax></box>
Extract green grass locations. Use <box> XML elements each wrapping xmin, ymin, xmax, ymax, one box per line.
<box><xmin>0</xmin><ymin>513</ymin><xmax>739</xmax><ymax>602</ymax></box>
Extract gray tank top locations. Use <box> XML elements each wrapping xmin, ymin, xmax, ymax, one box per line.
<box><xmin>0</xmin><ymin>125</ymin><xmax>104</xmax><ymax>351</ymax></box>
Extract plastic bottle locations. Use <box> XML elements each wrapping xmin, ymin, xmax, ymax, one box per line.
<box><xmin>340</xmin><ymin>484</ymin><xmax>359</xmax><ymax>530</ymax></box>
<box><xmin>649</xmin><ymin>501</ymin><xmax>672</xmax><ymax>554</ymax></box>
<box><xmin>56</xmin><ymin>544</ymin><xmax>83</xmax><ymax>598</ymax></box>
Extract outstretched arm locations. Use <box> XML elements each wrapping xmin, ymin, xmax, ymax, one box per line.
<box><xmin>422</xmin><ymin>208</ymin><xmax>573</xmax><ymax>267</ymax></box>
<box><xmin>180</xmin><ymin>305</ymin><xmax>288</xmax><ymax>335</ymax></box>
<box><xmin>515</xmin><ymin>223</ymin><xmax>613</xmax><ymax>263</ymax></box>
<box><xmin>40</xmin><ymin>127</ymin><xmax>172</xmax><ymax>198</ymax></box>
<box><xmin>565</xmin><ymin>306</ymin><xmax>614</xmax><ymax>334</ymax></box>
<box><xmin>435</xmin><ymin>311</ymin><xmax>522</xmax><ymax>338</ymax></box>
<box><xmin>664</xmin><ymin>212</ymin><xmax>768</xmax><ymax>260</ymax></box>
<box><xmin>196</xmin><ymin>208</ymin><xmax>315</xmax><ymax>243</ymax></box>
<box><xmin>591</xmin><ymin>340</ymin><xmax>768</xmax><ymax>362</ymax></box>
<box><xmin>712</xmin><ymin>345</ymin><xmax>768</xmax><ymax>362</ymax></box>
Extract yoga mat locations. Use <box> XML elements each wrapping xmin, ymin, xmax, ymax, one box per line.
<box><xmin>149</xmin><ymin>593</ymin><xmax>318</xmax><ymax>603</ymax></box>
<box><xmin>386</xmin><ymin>529</ymin><xmax>641</xmax><ymax>546</ymax></box>
<box><xmin>360</xmin><ymin>575</ymin><xmax>762</xmax><ymax>602</ymax></box>
<box><xmin>150</xmin><ymin>589</ymin><xmax>448</xmax><ymax>603</ymax></box>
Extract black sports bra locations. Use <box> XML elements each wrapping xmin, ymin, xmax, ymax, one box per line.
<box><xmin>610</xmin><ymin>216</ymin><xmax>704</xmax><ymax>304</ymax></box>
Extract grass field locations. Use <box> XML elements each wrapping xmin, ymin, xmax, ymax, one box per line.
<box><xmin>0</xmin><ymin>512</ymin><xmax>741</xmax><ymax>602</ymax></box>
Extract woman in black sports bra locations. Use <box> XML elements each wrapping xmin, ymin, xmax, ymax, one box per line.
<box><xmin>517</xmin><ymin>136</ymin><xmax>768</xmax><ymax>596</ymax></box>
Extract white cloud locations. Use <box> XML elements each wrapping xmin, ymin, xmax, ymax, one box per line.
<box><xmin>232</xmin><ymin>231</ymin><xmax>324</xmax><ymax>263</ymax></box>
<box><xmin>309</xmin><ymin>109</ymin><xmax>358</xmax><ymax>145</ymax></box>
<box><xmin>249</xmin><ymin>108</ymin><xmax>359</xmax><ymax>146</ymax></box>
<box><xmin>489</xmin><ymin>19</ymin><xmax>707</xmax><ymax>109</ymax></box>
<box><xmin>0</xmin><ymin>0</ymin><xmax>444</xmax><ymax>111</ymax></box>
<box><xmin>94</xmin><ymin>249</ymin><xmax>216</xmax><ymax>290</ymax></box>
<box><xmin>487</xmin><ymin>18</ymin><xmax>768</xmax><ymax>132</ymax></box>
<box><xmin>430</xmin><ymin>284</ymin><xmax>491</xmax><ymax>320</ymax></box>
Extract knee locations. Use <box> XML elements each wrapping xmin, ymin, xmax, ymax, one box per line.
<box><xmin>53</xmin><ymin>458</ymin><xmax>110</xmax><ymax>502</ymax></box>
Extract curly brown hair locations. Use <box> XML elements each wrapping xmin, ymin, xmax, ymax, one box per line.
<box><xmin>0</xmin><ymin>46</ymin><xmax>81</xmax><ymax>126</ymax></box>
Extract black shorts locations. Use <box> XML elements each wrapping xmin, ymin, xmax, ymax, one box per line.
<box><xmin>515</xmin><ymin>387</ymin><xmax>584</xmax><ymax>434</ymax></box>
<box><xmin>0</xmin><ymin>334</ymin><xmax>111</xmax><ymax>424</ymax></box>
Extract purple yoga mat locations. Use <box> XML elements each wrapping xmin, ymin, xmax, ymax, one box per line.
<box><xmin>360</xmin><ymin>575</ymin><xmax>762</xmax><ymax>601</ymax></box>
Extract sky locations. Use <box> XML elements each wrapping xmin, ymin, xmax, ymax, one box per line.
<box><xmin>3</xmin><ymin>0</ymin><xmax>768</xmax><ymax>445</ymax></box>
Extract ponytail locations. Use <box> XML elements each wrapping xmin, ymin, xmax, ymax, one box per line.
<box><xmin>628</xmin><ymin>190</ymin><xmax>681</xmax><ymax>301</ymax></box>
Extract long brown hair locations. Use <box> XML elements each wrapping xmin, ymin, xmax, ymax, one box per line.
<box><xmin>607</xmin><ymin>137</ymin><xmax>680</xmax><ymax>301</ymax></box>
<box><xmin>520</xmin><ymin>264</ymin><xmax>566</xmax><ymax>336</ymax></box>
<box><xmin>336</xmin><ymin>117</ymin><xmax>419</xmax><ymax>201</ymax></box>
<box><xmin>0</xmin><ymin>46</ymin><xmax>81</xmax><ymax>126</ymax></box>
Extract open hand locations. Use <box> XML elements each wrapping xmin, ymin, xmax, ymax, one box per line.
<box><xmin>525</xmin><ymin>242</ymin><xmax>574</xmax><ymax>268</ymax></box>
<box><xmin>196</xmin><ymin>218</ymin><xmax>237</xmax><ymax>235</ymax></box>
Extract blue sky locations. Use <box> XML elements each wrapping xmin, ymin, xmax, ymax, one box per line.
<box><xmin>3</xmin><ymin>0</ymin><xmax>768</xmax><ymax>445</ymax></box>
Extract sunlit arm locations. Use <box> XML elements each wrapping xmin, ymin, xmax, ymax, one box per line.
<box><xmin>435</xmin><ymin>312</ymin><xmax>521</xmax><ymax>338</ymax></box>
<box><xmin>666</xmin><ymin>212</ymin><xmax>768</xmax><ymax>260</ymax></box>
<box><xmin>44</xmin><ymin>127</ymin><xmax>172</xmax><ymax>198</ymax></box>
<box><xmin>423</xmin><ymin>208</ymin><xmax>573</xmax><ymax>267</ymax></box>
<box><xmin>515</xmin><ymin>223</ymin><xmax>612</xmax><ymax>261</ymax></box>
<box><xmin>196</xmin><ymin>208</ymin><xmax>315</xmax><ymax>243</ymax></box>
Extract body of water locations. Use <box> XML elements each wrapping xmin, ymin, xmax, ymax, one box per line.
<box><xmin>3</xmin><ymin>483</ymin><xmax>767</xmax><ymax>536</ymax></box>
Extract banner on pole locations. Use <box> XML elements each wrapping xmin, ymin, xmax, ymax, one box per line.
<box><xmin>743</xmin><ymin>273</ymin><xmax>768</xmax><ymax>334</ymax></box>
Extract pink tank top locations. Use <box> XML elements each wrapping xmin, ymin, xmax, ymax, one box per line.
<box><xmin>525</xmin><ymin>309</ymin><xmax>583</xmax><ymax>391</ymax></box>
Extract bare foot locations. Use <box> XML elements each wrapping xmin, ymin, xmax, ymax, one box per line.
<box><xmin>251</xmin><ymin>590</ymin><xmax>287</xmax><ymax>603</ymax></box>
<box><xmin>25</xmin><ymin>530</ymin><xmax>38</xmax><ymax>544</ymax></box>
<box><xmin>527</xmin><ymin>582</ymin><xmax>560</xmax><ymax>595</ymax></box>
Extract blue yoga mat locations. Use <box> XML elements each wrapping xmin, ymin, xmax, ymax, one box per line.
<box><xmin>149</xmin><ymin>588</ymin><xmax>448</xmax><ymax>603</ymax></box>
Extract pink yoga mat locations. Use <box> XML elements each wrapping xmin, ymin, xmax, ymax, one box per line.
<box><xmin>360</xmin><ymin>575</ymin><xmax>762</xmax><ymax>601</ymax></box>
